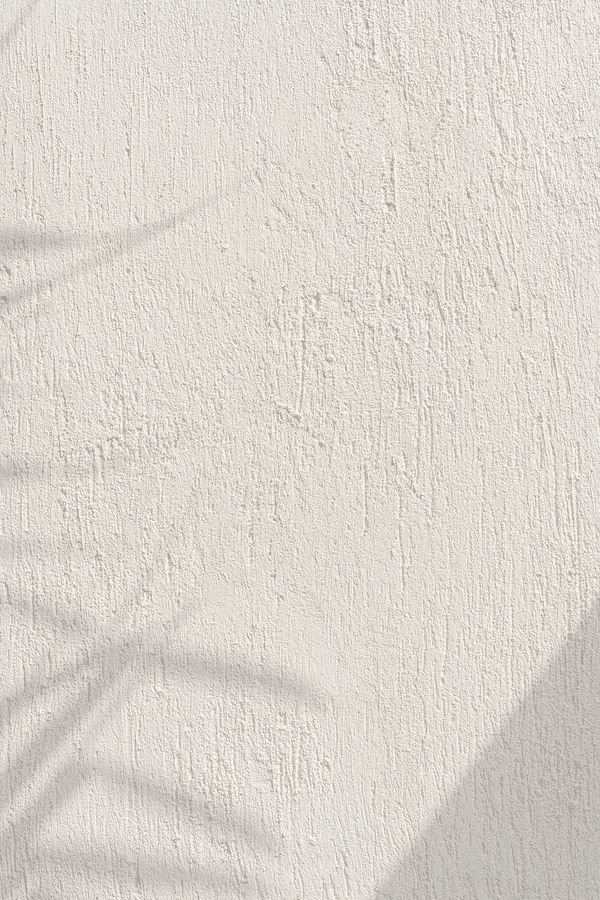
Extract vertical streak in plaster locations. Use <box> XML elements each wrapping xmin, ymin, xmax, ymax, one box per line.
<box><xmin>296</xmin><ymin>295</ymin><xmax>309</xmax><ymax>416</ymax></box>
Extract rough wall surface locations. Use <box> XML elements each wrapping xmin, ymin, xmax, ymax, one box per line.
<box><xmin>1</xmin><ymin>1</ymin><xmax>599</xmax><ymax>897</ymax></box>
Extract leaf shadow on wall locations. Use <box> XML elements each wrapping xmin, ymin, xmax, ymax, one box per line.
<box><xmin>0</xmin><ymin>5</ymin><xmax>300</xmax><ymax>896</ymax></box>
<box><xmin>0</xmin><ymin>458</ymin><xmax>311</xmax><ymax>892</ymax></box>
<box><xmin>0</xmin><ymin>201</ymin><xmax>210</xmax><ymax>309</ymax></box>
<box><xmin>0</xmin><ymin>582</ymin><xmax>318</xmax><ymax>898</ymax></box>
<box><xmin>374</xmin><ymin>602</ymin><xmax>600</xmax><ymax>899</ymax></box>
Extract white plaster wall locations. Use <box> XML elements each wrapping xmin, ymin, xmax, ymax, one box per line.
<box><xmin>1</xmin><ymin>1</ymin><xmax>600</xmax><ymax>897</ymax></box>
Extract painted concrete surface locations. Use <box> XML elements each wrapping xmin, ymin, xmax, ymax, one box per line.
<box><xmin>1</xmin><ymin>1</ymin><xmax>599</xmax><ymax>897</ymax></box>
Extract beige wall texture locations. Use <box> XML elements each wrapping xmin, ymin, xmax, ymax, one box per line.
<box><xmin>1</xmin><ymin>0</ymin><xmax>600</xmax><ymax>897</ymax></box>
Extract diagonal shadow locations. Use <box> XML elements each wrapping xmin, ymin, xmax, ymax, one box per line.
<box><xmin>0</xmin><ymin>5</ymin><xmax>221</xmax><ymax>310</ymax></box>
<box><xmin>0</xmin><ymin>199</ymin><xmax>212</xmax><ymax>307</ymax></box>
<box><xmin>373</xmin><ymin>601</ymin><xmax>600</xmax><ymax>899</ymax></box>
<box><xmin>0</xmin><ymin>226</ymin><xmax>85</xmax><ymax>256</ymax></box>
<box><xmin>0</xmin><ymin>600</ymin><xmax>318</xmax><ymax>896</ymax></box>
<box><xmin>0</xmin><ymin>627</ymin><xmax>316</xmax><ymax>723</ymax></box>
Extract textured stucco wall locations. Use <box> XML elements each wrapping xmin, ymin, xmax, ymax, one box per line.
<box><xmin>1</xmin><ymin>1</ymin><xmax>600</xmax><ymax>897</ymax></box>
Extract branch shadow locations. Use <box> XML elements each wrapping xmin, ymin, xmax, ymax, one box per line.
<box><xmin>0</xmin><ymin>464</ymin><xmax>316</xmax><ymax>896</ymax></box>
<box><xmin>0</xmin><ymin>200</ymin><xmax>210</xmax><ymax>307</ymax></box>
<box><xmin>0</xmin><ymin>227</ymin><xmax>86</xmax><ymax>256</ymax></box>
<box><xmin>0</xmin><ymin>5</ymin><xmax>266</xmax><ymax>894</ymax></box>
<box><xmin>0</xmin><ymin>594</ymin><xmax>318</xmax><ymax>897</ymax></box>
<box><xmin>374</xmin><ymin>602</ymin><xmax>600</xmax><ymax>899</ymax></box>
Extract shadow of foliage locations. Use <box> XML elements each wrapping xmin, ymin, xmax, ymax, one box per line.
<box><xmin>0</xmin><ymin>583</ymin><xmax>319</xmax><ymax>896</ymax></box>
<box><xmin>0</xmin><ymin>200</ymin><xmax>211</xmax><ymax>307</ymax></box>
